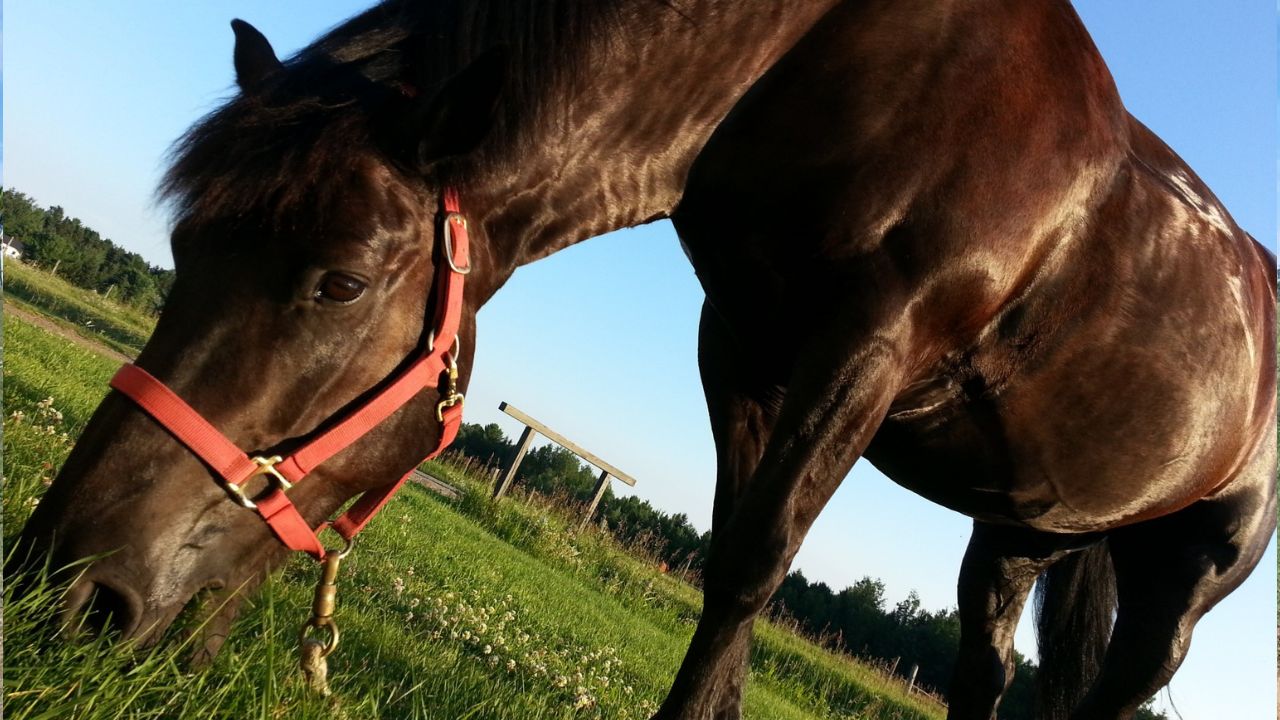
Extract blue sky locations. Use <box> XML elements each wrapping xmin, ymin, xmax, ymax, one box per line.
<box><xmin>4</xmin><ymin>3</ymin><xmax>1274</xmax><ymax>717</ymax></box>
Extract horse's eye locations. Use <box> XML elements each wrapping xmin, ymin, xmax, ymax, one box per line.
<box><xmin>315</xmin><ymin>273</ymin><xmax>367</xmax><ymax>304</ymax></box>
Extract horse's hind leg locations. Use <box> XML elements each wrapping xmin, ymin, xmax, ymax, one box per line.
<box><xmin>656</xmin><ymin>301</ymin><xmax>907</xmax><ymax>720</ymax></box>
<box><xmin>947</xmin><ymin>523</ymin><xmax>1081</xmax><ymax>720</ymax></box>
<box><xmin>1070</xmin><ymin>441</ymin><xmax>1276</xmax><ymax>720</ymax></box>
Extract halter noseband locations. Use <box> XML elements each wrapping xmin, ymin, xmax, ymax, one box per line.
<box><xmin>109</xmin><ymin>189</ymin><xmax>471</xmax><ymax>561</ymax></box>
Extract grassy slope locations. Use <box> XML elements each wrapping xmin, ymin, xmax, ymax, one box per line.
<box><xmin>2</xmin><ymin>312</ymin><xmax>944</xmax><ymax>720</ymax></box>
<box><xmin>3</xmin><ymin>260</ymin><xmax>155</xmax><ymax>355</ymax></box>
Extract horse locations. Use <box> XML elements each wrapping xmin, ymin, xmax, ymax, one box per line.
<box><xmin>12</xmin><ymin>2</ymin><xmax>1275</xmax><ymax>719</ymax></box>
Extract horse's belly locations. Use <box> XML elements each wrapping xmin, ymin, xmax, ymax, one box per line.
<box><xmin>864</xmin><ymin>410</ymin><xmax>1070</xmax><ymax>529</ymax></box>
<box><xmin>866</xmin><ymin>355</ymin><xmax>1257</xmax><ymax>533</ymax></box>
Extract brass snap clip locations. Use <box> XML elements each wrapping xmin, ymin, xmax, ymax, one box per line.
<box><xmin>435</xmin><ymin>340</ymin><xmax>465</xmax><ymax>421</ymax></box>
<box><xmin>299</xmin><ymin>537</ymin><xmax>355</xmax><ymax>695</ymax></box>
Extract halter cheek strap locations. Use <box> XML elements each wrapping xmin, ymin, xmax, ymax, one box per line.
<box><xmin>109</xmin><ymin>189</ymin><xmax>471</xmax><ymax>560</ymax></box>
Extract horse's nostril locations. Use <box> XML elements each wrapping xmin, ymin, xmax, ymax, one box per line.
<box><xmin>67</xmin><ymin>581</ymin><xmax>139</xmax><ymax>638</ymax></box>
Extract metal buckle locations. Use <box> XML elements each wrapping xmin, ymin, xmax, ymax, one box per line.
<box><xmin>223</xmin><ymin>481</ymin><xmax>258</xmax><ymax>510</ymax></box>
<box><xmin>442</xmin><ymin>212</ymin><xmax>471</xmax><ymax>275</ymax></box>
<box><xmin>223</xmin><ymin>455</ymin><xmax>291</xmax><ymax>510</ymax></box>
<box><xmin>250</xmin><ymin>455</ymin><xmax>293</xmax><ymax>491</ymax></box>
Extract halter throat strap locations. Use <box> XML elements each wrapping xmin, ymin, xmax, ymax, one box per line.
<box><xmin>109</xmin><ymin>190</ymin><xmax>471</xmax><ymax>560</ymax></box>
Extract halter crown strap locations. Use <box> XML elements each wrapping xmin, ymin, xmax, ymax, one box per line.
<box><xmin>109</xmin><ymin>191</ymin><xmax>470</xmax><ymax>560</ymax></box>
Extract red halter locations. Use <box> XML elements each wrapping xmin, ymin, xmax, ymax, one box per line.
<box><xmin>108</xmin><ymin>190</ymin><xmax>471</xmax><ymax>560</ymax></box>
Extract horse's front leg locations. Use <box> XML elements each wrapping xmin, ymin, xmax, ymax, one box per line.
<box><xmin>655</xmin><ymin>304</ymin><xmax>781</xmax><ymax>719</ymax></box>
<box><xmin>655</xmin><ymin>310</ymin><xmax>907</xmax><ymax>720</ymax></box>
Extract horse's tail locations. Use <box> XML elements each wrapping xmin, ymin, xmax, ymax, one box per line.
<box><xmin>1033</xmin><ymin>540</ymin><xmax>1116</xmax><ymax>720</ymax></box>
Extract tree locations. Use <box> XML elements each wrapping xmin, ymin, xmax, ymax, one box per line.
<box><xmin>1</xmin><ymin>187</ymin><xmax>175</xmax><ymax>315</ymax></box>
<box><xmin>453</xmin><ymin>422</ymin><xmax>514</xmax><ymax>467</ymax></box>
<box><xmin>517</xmin><ymin>444</ymin><xmax>602</xmax><ymax>501</ymax></box>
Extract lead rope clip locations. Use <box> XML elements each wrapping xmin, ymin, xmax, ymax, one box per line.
<box><xmin>436</xmin><ymin>347</ymin><xmax>465</xmax><ymax>421</ymax></box>
<box><xmin>299</xmin><ymin>538</ymin><xmax>354</xmax><ymax>696</ymax></box>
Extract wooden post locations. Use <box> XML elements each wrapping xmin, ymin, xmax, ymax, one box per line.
<box><xmin>580</xmin><ymin>469</ymin><xmax>611</xmax><ymax>528</ymax></box>
<box><xmin>907</xmin><ymin>663</ymin><xmax>919</xmax><ymax>694</ymax></box>
<box><xmin>493</xmin><ymin>425</ymin><xmax>535</xmax><ymax>499</ymax></box>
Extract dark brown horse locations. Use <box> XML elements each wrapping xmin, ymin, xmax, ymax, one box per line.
<box><xmin>13</xmin><ymin>2</ymin><xmax>1275</xmax><ymax>719</ymax></box>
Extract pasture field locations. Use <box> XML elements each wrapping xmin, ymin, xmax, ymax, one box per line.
<box><xmin>2</xmin><ymin>312</ymin><xmax>945</xmax><ymax>720</ymax></box>
<box><xmin>3</xmin><ymin>260</ymin><xmax>155</xmax><ymax>355</ymax></box>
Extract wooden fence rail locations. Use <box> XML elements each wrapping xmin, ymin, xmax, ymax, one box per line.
<box><xmin>492</xmin><ymin>402</ymin><xmax>637</xmax><ymax>526</ymax></box>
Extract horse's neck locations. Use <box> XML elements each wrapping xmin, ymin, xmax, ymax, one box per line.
<box><xmin>464</xmin><ymin>0</ymin><xmax>839</xmax><ymax>299</ymax></box>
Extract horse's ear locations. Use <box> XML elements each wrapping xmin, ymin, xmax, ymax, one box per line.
<box><xmin>231</xmin><ymin>19</ymin><xmax>283</xmax><ymax>93</ymax></box>
<box><xmin>415</xmin><ymin>47</ymin><xmax>508</xmax><ymax>168</ymax></box>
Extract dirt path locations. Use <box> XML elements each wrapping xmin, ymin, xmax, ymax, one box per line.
<box><xmin>5</xmin><ymin>304</ymin><xmax>135</xmax><ymax>363</ymax></box>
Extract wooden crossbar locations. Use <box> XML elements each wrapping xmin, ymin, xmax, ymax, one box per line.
<box><xmin>498</xmin><ymin>402</ymin><xmax>636</xmax><ymax>486</ymax></box>
<box><xmin>492</xmin><ymin>402</ymin><xmax>638</xmax><ymax>528</ymax></box>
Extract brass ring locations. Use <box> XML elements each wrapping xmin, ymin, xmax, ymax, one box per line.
<box><xmin>329</xmin><ymin>535</ymin><xmax>356</xmax><ymax>559</ymax></box>
<box><xmin>300</xmin><ymin>616</ymin><xmax>341</xmax><ymax>657</ymax></box>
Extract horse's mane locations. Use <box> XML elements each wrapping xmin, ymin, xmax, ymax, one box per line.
<box><xmin>160</xmin><ymin>0</ymin><xmax>640</xmax><ymax>233</ymax></box>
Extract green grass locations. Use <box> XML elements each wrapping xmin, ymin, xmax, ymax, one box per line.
<box><xmin>3</xmin><ymin>260</ymin><xmax>156</xmax><ymax>355</ymax></box>
<box><xmin>2</xmin><ymin>314</ymin><xmax>122</xmax><ymax>535</ymax></box>
<box><xmin>2</xmin><ymin>312</ymin><xmax>945</xmax><ymax>720</ymax></box>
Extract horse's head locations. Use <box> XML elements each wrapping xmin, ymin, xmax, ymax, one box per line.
<box><xmin>11</xmin><ymin>19</ymin><xmax>506</xmax><ymax>658</ymax></box>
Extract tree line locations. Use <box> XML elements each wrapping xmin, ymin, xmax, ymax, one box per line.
<box><xmin>451</xmin><ymin>421</ymin><xmax>1167</xmax><ymax>720</ymax></box>
<box><xmin>1</xmin><ymin>188</ymin><xmax>174</xmax><ymax>314</ymax></box>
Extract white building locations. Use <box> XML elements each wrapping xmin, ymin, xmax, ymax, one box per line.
<box><xmin>2</xmin><ymin>236</ymin><xmax>28</xmax><ymax>260</ymax></box>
